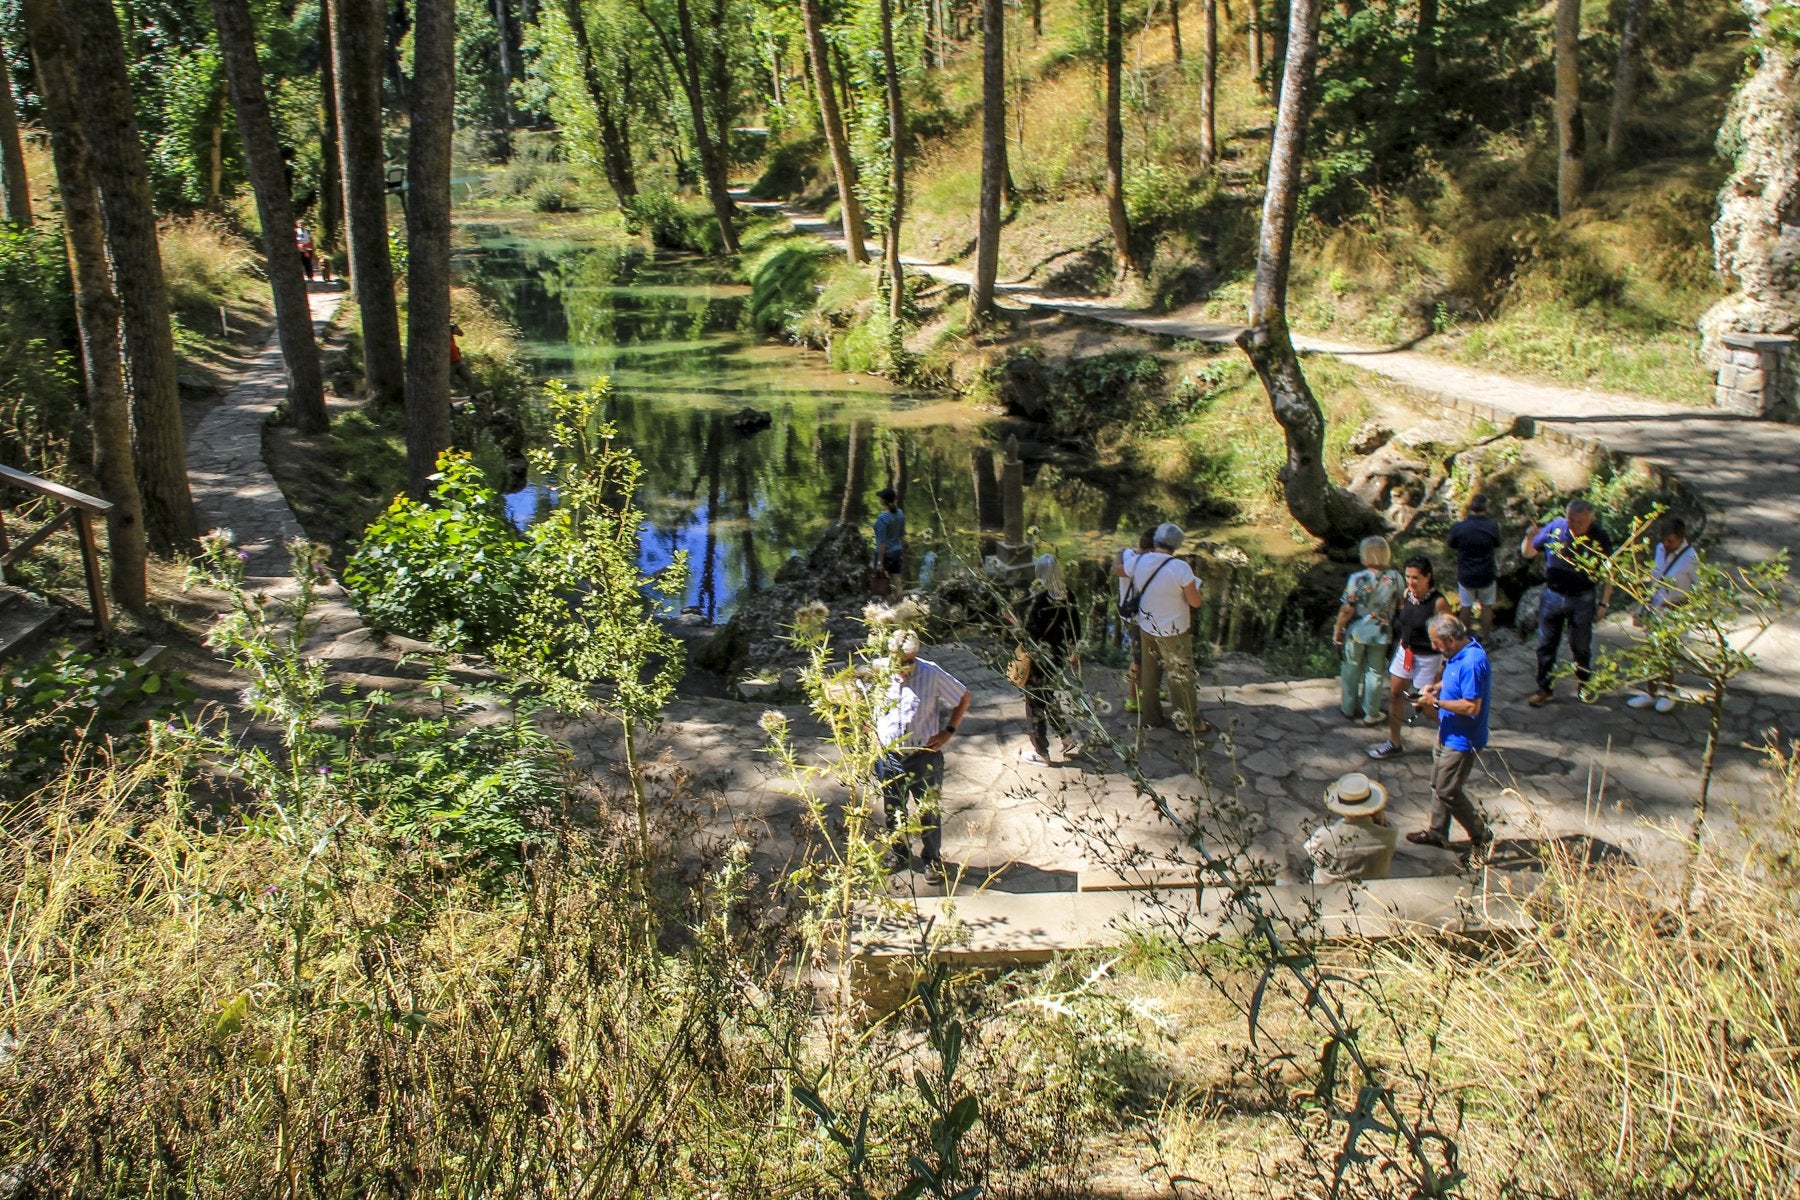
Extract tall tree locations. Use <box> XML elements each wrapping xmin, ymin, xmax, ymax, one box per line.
<box><xmin>1554</xmin><ymin>0</ymin><xmax>1583</xmax><ymax>215</ymax></box>
<box><xmin>1200</xmin><ymin>0</ymin><xmax>1218</xmax><ymax>166</ymax></box>
<box><xmin>0</xmin><ymin>49</ymin><xmax>32</xmax><ymax>226</ymax></box>
<box><xmin>1104</xmin><ymin>0</ymin><xmax>1132</xmax><ymax>284</ymax></box>
<box><xmin>970</xmin><ymin>0</ymin><xmax>1005</xmax><ymax>321</ymax></box>
<box><xmin>1235</xmin><ymin>0</ymin><xmax>1384</xmax><ymax>545</ymax></box>
<box><xmin>638</xmin><ymin>0</ymin><xmax>739</xmax><ymax>252</ymax></box>
<box><xmin>1604</xmin><ymin>0</ymin><xmax>1647</xmax><ymax>160</ymax></box>
<box><xmin>1170</xmin><ymin>0</ymin><xmax>1184</xmax><ymax>63</ymax></box>
<box><xmin>319</xmin><ymin>0</ymin><xmax>343</xmax><ymax>273</ymax></box>
<box><xmin>212</xmin><ymin>0</ymin><xmax>327</xmax><ymax>434</ymax></box>
<box><xmin>21</xmin><ymin>0</ymin><xmax>145</xmax><ymax>608</ymax></box>
<box><xmin>331</xmin><ymin>0</ymin><xmax>406</xmax><ymax>405</ymax></box>
<box><xmin>1248</xmin><ymin>0</ymin><xmax>1265</xmax><ymax>91</ymax></box>
<box><xmin>1412</xmin><ymin>0</ymin><xmax>1438</xmax><ymax>96</ymax></box>
<box><xmin>405</xmin><ymin>0</ymin><xmax>455</xmax><ymax>498</ymax></box>
<box><xmin>560</xmin><ymin>0</ymin><xmax>638</xmax><ymax>204</ymax></box>
<box><xmin>800</xmin><ymin>0</ymin><xmax>867</xmax><ymax>263</ymax></box>
<box><xmin>878</xmin><ymin>0</ymin><xmax>905</xmax><ymax>322</ymax></box>
<box><xmin>64</xmin><ymin>0</ymin><xmax>198</xmax><ymax>552</ymax></box>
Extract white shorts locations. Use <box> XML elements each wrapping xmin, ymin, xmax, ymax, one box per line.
<box><xmin>1457</xmin><ymin>582</ymin><xmax>1497</xmax><ymax>610</ymax></box>
<box><xmin>1389</xmin><ymin>646</ymin><xmax>1444</xmax><ymax>690</ymax></box>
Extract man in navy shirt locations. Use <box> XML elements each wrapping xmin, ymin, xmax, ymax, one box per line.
<box><xmin>1405</xmin><ymin>614</ymin><xmax>1493</xmax><ymax>860</ymax></box>
<box><xmin>1522</xmin><ymin>499</ymin><xmax>1613</xmax><ymax>706</ymax></box>
<box><xmin>1447</xmin><ymin>493</ymin><xmax>1502</xmax><ymax>638</ymax></box>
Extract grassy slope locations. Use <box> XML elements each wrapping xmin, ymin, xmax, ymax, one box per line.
<box><xmin>887</xmin><ymin>0</ymin><xmax>1741</xmax><ymax>404</ymax></box>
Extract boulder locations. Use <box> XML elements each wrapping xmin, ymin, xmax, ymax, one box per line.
<box><xmin>1514</xmin><ymin>585</ymin><xmax>1545</xmax><ymax>633</ymax></box>
<box><xmin>1346</xmin><ymin>422</ymin><xmax>1394</xmax><ymax>456</ymax></box>
<box><xmin>1347</xmin><ymin>443</ymin><xmax>1431</xmax><ymax>510</ymax></box>
<box><xmin>997</xmin><ymin>353</ymin><xmax>1053</xmax><ymax>421</ymax></box>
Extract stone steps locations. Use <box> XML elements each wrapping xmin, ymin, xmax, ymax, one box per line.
<box><xmin>0</xmin><ymin>584</ymin><xmax>61</xmax><ymax>663</ymax></box>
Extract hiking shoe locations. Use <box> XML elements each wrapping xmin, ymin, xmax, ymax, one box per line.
<box><xmin>1626</xmin><ymin>691</ymin><xmax>1655</xmax><ymax>709</ymax></box>
<box><xmin>1367</xmin><ymin>740</ymin><xmax>1401</xmax><ymax>760</ymax></box>
<box><xmin>1528</xmin><ymin>690</ymin><xmax>1554</xmax><ymax>707</ymax></box>
<box><xmin>1360</xmin><ymin>713</ymin><xmax>1388</xmax><ymax>726</ymax></box>
<box><xmin>1405</xmin><ymin>830</ymin><xmax>1451</xmax><ymax>849</ymax></box>
<box><xmin>923</xmin><ymin>859</ymin><xmax>950</xmax><ymax>887</ymax></box>
<box><xmin>1655</xmin><ymin>695</ymin><xmax>1678</xmax><ymax>714</ymax></box>
<box><xmin>1019</xmin><ymin>747</ymin><xmax>1049</xmax><ymax>765</ymax></box>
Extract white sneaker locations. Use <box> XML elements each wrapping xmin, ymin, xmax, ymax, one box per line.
<box><xmin>1626</xmin><ymin>692</ymin><xmax>1656</xmax><ymax>709</ymax></box>
<box><xmin>1019</xmin><ymin>747</ymin><xmax>1048</xmax><ymax>764</ymax></box>
<box><xmin>1654</xmin><ymin>695</ymin><xmax>1678</xmax><ymax>714</ymax></box>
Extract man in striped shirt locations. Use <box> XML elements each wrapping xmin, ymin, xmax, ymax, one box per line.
<box><xmin>873</xmin><ymin>630</ymin><xmax>971</xmax><ymax>878</ymax></box>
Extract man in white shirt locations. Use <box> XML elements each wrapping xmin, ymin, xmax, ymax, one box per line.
<box><xmin>1124</xmin><ymin>523</ymin><xmax>1212</xmax><ymax>734</ymax></box>
<box><xmin>872</xmin><ymin>630</ymin><xmax>972</xmax><ymax>876</ymax></box>
<box><xmin>1627</xmin><ymin>516</ymin><xmax>1700</xmax><ymax>715</ymax></box>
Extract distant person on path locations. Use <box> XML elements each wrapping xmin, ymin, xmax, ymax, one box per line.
<box><xmin>1304</xmin><ymin>772</ymin><xmax>1398</xmax><ymax>883</ymax></box>
<box><xmin>1447</xmin><ymin>493</ymin><xmax>1502</xmax><ymax>638</ymax></box>
<box><xmin>1015</xmin><ymin>554</ymin><xmax>1084</xmax><ymax>764</ymax></box>
<box><xmin>1406</xmin><ymin>614</ymin><xmax>1494</xmax><ymax>862</ymax></box>
<box><xmin>1112</xmin><ymin>526</ymin><xmax>1158</xmax><ymax>714</ymax></box>
<box><xmin>294</xmin><ymin>220</ymin><xmax>317</xmax><ymax>281</ymax></box>
<box><xmin>1333</xmin><ymin>536</ymin><xmax>1402</xmax><ymax>726</ymax></box>
<box><xmin>873</xmin><ymin>487</ymin><xmax>905</xmax><ymax>594</ymax></box>
<box><xmin>1523</xmin><ymin>499</ymin><xmax>1614</xmax><ymax>706</ymax></box>
<box><xmin>1369</xmin><ymin>555</ymin><xmax>1451</xmax><ymax>761</ymax></box>
<box><xmin>1124</xmin><ymin>523</ymin><xmax>1212</xmax><ymax>734</ymax></box>
<box><xmin>873</xmin><ymin>630</ymin><xmax>971</xmax><ymax>878</ymax></box>
<box><xmin>1627</xmin><ymin>516</ymin><xmax>1700</xmax><ymax>714</ymax></box>
<box><xmin>449</xmin><ymin>323</ymin><xmax>478</xmax><ymax>397</ymax></box>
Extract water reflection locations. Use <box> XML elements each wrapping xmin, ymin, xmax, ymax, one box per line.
<box><xmin>455</xmin><ymin>221</ymin><xmax>1301</xmax><ymax>626</ymax></box>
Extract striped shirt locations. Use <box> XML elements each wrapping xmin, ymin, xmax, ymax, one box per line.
<box><xmin>874</xmin><ymin>657</ymin><xmax>970</xmax><ymax>751</ymax></box>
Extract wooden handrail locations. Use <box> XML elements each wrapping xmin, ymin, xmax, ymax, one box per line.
<box><xmin>0</xmin><ymin>463</ymin><xmax>114</xmax><ymax>643</ymax></box>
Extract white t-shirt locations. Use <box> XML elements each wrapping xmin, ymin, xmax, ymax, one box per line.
<box><xmin>1127</xmin><ymin>551</ymin><xmax>1197</xmax><ymax>637</ymax></box>
<box><xmin>1651</xmin><ymin>541</ymin><xmax>1698</xmax><ymax>611</ymax></box>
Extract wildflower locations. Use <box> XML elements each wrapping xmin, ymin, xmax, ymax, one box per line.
<box><xmin>758</xmin><ymin>709</ymin><xmax>789</xmax><ymax>737</ymax></box>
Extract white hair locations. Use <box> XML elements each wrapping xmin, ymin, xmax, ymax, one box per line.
<box><xmin>1033</xmin><ymin>554</ymin><xmax>1067</xmax><ymax>600</ymax></box>
<box><xmin>887</xmin><ymin>629</ymin><xmax>921</xmax><ymax>658</ymax></box>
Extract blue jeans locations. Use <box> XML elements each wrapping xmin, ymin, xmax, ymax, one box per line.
<box><xmin>1536</xmin><ymin>588</ymin><xmax>1597</xmax><ymax>693</ymax></box>
<box><xmin>876</xmin><ymin>748</ymin><xmax>944</xmax><ymax>865</ymax></box>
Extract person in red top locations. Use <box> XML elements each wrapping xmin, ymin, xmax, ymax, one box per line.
<box><xmin>449</xmin><ymin>323</ymin><xmax>477</xmax><ymax>396</ymax></box>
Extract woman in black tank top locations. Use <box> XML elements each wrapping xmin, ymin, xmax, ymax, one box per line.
<box><xmin>1370</xmin><ymin>556</ymin><xmax>1451</xmax><ymax>760</ymax></box>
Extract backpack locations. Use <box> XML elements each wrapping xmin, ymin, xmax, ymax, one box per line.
<box><xmin>1119</xmin><ymin>554</ymin><xmax>1175</xmax><ymax>621</ymax></box>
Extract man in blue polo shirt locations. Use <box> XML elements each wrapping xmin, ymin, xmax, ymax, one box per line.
<box><xmin>1522</xmin><ymin>499</ymin><xmax>1614</xmax><ymax>706</ymax></box>
<box><xmin>1405</xmin><ymin>614</ymin><xmax>1493</xmax><ymax>860</ymax></box>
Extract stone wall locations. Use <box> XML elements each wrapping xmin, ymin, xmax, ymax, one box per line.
<box><xmin>1714</xmin><ymin>332</ymin><xmax>1798</xmax><ymax>419</ymax></box>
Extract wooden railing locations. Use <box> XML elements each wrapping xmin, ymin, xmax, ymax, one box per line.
<box><xmin>0</xmin><ymin>463</ymin><xmax>113</xmax><ymax>643</ymax></box>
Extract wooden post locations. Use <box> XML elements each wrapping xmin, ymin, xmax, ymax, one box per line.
<box><xmin>74</xmin><ymin>508</ymin><xmax>111</xmax><ymax>642</ymax></box>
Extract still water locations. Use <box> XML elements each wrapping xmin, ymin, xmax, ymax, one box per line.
<box><xmin>454</xmin><ymin>219</ymin><xmax>1308</xmax><ymax>639</ymax></box>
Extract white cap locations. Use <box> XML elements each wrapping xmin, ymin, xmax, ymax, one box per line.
<box><xmin>1154</xmin><ymin>523</ymin><xmax>1185</xmax><ymax>550</ymax></box>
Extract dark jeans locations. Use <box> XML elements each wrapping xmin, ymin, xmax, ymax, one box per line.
<box><xmin>1025</xmin><ymin>683</ymin><xmax>1070</xmax><ymax>756</ymax></box>
<box><xmin>876</xmin><ymin>748</ymin><xmax>944</xmax><ymax>865</ymax></box>
<box><xmin>1428</xmin><ymin>744</ymin><xmax>1490</xmax><ymax>844</ymax></box>
<box><xmin>1536</xmin><ymin>587</ymin><xmax>1597</xmax><ymax>693</ymax></box>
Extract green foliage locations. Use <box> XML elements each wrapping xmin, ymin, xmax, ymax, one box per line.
<box><xmin>745</xmin><ymin>236</ymin><xmax>835</xmax><ymax>336</ymax></box>
<box><xmin>624</xmin><ymin>189</ymin><xmax>722</xmax><ymax>252</ymax></box>
<box><xmin>343</xmin><ymin>451</ymin><xmax>530</xmax><ymax>650</ymax></box>
<box><xmin>0</xmin><ymin>225</ymin><xmax>82</xmax><ymax>480</ymax></box>
<box><xmin>147</xmin><ymin>46</ymin><xmax>236</xmax><ymax>208</ymax></box>
<box><xmin>159</xmin><ymin>213</ymin><xmax>260</xmax><ymax>326</ymax></box>
<box><xmin>1260</xmin><ymin>619</ymin><xmax>1339</xmax><ymax>679</ymax></box>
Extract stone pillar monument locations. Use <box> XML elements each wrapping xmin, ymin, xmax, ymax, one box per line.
<box><xmin>1714</xmin><ymin>332</ymin><xmax>1797</xmax><ymax>419</ymax></box>
<box><xmin>989</xmin><ymin>437</ymin><xmax>1035</xmax><ymax>584</ymax></box>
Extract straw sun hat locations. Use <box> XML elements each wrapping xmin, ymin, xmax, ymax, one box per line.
<box><xmin>1324</xmin><ymin>772</ymin><xmax>1389</xmax><ymax>817</ymax></box>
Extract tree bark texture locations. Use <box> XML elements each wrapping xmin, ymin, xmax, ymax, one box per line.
<box><xmin>1249</xmin><ymin>0</ymin><xmax>1264</xmax><ymax>90</ymax></box>
<box><xmin>0</xmin><ymin>50</ymin><xmax>33</xmax><ymax>226</ymax></box>
<box><xmin>1104</xmin><ymin>0</ymin><xmax>1132</xmax><ymax>283</ymax></box>
<box><xmin>1200</xmin><ymin>0</ymin><xmax>1217</xmax><ymax>165</ymax></box>
<box><xmin>405</xmin><ymin>0</ymin><xmax>456</xmax><ymax>498</ymax></box>
<box><xmin>319</xmin><ymin>0</ymin><xmax>343</xmax><ymax>270</ymax></box>
<box><xmin>1604</xmin><ymin>0</ymin><xmax>1646</xmax><ymax>160</ymax></box>
<box><xmin>879</xmin><ymin>0</ymin><xmax>906</xmax><ymax>322</ymax></box>
<box><xmin>213</xmin><ymin>0</ymin><xmax>327</xmax><ymax>433</ymax></box>
<box><xmin>800</xmin><ymin>0</ymin><xmax>868</xmax><ymax>263</ymax></box>
<box><xmin>675</xmin><ymin>0</ymin><xmax>739</xmax><ymax>251</ymax></box>
<box><xmin>970</xmin><ymin>0</ymin><xmax>1006</xmax><ymax>321</ymax></box>
<box><xmin>1237</xmin><ymin>0</ymin><xmax>1385</xmax><ymax>546</ymax></box>
<box><xmin>1170</xmin><ymin>0</ymin><xmax>1184</xmax><ymax>63</ymax></box>
<box><xmin>331</xmin><ymin>0</ymin><xmax>406</xmax><ymax>406</ymax></box>
<box><xmin>64</xmin><ymin>0</ymin><xmax>198</xmax><ymax>552</ymax></box>
<box><xmin>1412</xmin><ymin>0</ymin><xmax>1438</xmax><ymax>98</ymax></box>
<box><xmin>561</xmin><ymin>0</ymin><xmax>638</xmax><ymax>203</ymax></box>
<box><xmin>21</xmin><ymin>0</ymin><xmax>146</xmax><ymax>608</ymax></box>
<box><xmin>1554</xmin><ymin>0</ymin><xmax>1584</xmax><ymax>216</ymax></box>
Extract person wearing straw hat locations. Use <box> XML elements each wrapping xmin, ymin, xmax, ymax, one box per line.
<box><xmin>1304</xmin><ymin>772</ymin><xmax>1398</xmax><ymax>884</ymax></box>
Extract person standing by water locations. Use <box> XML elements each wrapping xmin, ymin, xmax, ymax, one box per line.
<box><xmin>1447</xmin><ymin>493</ymin><xmax>1502</xmax><ymax>639</ymax></box>
<box><xmin>294</xmin><ymin>220</ymin><xmax>317</xmax><ymax>281</ymax></box>
<box><xmin>1333</xmin><ymin>536</ymin><xmax>1402</xmax><ymax>726</ymax></box>
<box><xmin>1014</xmin><ymin>554</ymin><xmax>1084</xmax><ymax>765</ymax></box>
<box><xmin>1125</xmin><ymin>523</ymin><xmax>1212</xmax><ymax>735</ymax></box>
<box><xmin>873</xmin><ymin>487</ymin><xmax>905</xmax><ymax>595</ymax></box>
<box><xmin>873</xmin><ymin>630</ymin><xmax>971</xmax><ymax>880</ymax></box>
<box><xmin>1406</xmin><ymin>614</ymin><xmax>1495</xmax><ymax>863</ymax></box>
<box><xmin>1368</xmin><ymin>555</ymin><xmax>1451</xmax><ymax>761</ymax></box>
<box><xmin>1523</xmin><ymin>499</ymin><xmax>1614</xmax><ymax>706</ymax></box>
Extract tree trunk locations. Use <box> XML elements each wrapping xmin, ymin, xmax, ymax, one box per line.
<box><xmin>64</xmin><ymin>0</ymin><xmax>198</xmax><ymax>552</ymax></box>
<box><xmin>404</xmin><ymin>0</ymin><xmax>455</xmax><ymax>498</ymax></box>
<box><xmin>22</xmin><ymin>0</ymin><xmax>145</xmax><ymax>608</ymax></box>
<box><xmin>562</xmin><ymin>0</ymin><xmax>638</xmax><ymax>204</ymax></box>
<box><xmin>1171</xmin><ymin>0</ymin><xmax>1184</xmax><ymax>63</ymax></box>
<box><xmin>0</xmin><ymin>50</ymin><xmax>33</xmax><ymax>226</ymax></box>
<box><xmin>320</xmin><ymin>0</ymin><xmax>343</xmax><ymax>273</ymax></box>
<box><xmin>1104</xmin><ymin>0</ymin><xmax>1132</xmax><ymax>285</ymax></box>
<box><xmin>1200</xmin><ymin>0</ymin><xmax>1217</xmax><ymax>166</ymax></box>
<box><xmin>970</xmin><ymin>0</ymin><xmax>1005</xmax><ymax>322</ymax></box>
<box><xmin>213</xmin><ymin>0</ymin><xmax>328</xmax><ymax>434</ymax></box>
<box><xmin>1235</xmin><ymin>0</ymin><xmax>1385</xmax><ymax>547</ymax></box>
<box><xmin>207</xmin><ymin>87</ymin><xmax>225</xmax><ymax>206</ymax></box>
<box><xmin>879</xmin><ymin>0</ymin><xmax>906</xmax><ymax>322</ymax></box>
<box><xmin>801</xmin><ymin>0</ymin><xmax>868</xmax><ymax>263</ymax></box>
<box><xmin>1554</xmin><ymin>0</ymin><xmax>1583</xmax><ymax>217</ymax></box>
<box><xmin>331</xmin><ymin>0</ymin><xmax>406</xmax><ymax>405</ymax></box>
<box><xmin>1413</xmin><ymin>0</ymin><xmax>1438</xmax><ymax>98</ymax></box>
<box><xmin>1604</xmin><ymin>0</ymin><xmax>1646</xmax><ymax>160</ymax></box>
<box><xmin>1031</xmin><ymin>0</ymin><xmax>1042</xmax><ymax>37</ymax></box>
<box><xmin>1249</xmin><ymin>0</ymin><xmax>1265</xmax><ymax>92</ymax></box>
<box><xmin>671</xmin><ymin>0</ymin><xmax>738</xmax><ymax>252</ymax></box>
<box><xmin>493</xmin><ymin>0</ymin><xmax>516</xmax><ymax>153</ymax></box>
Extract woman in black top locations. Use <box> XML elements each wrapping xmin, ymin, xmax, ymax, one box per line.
<box><xmin>1369</xmin><ymin>555</ymin><xmax>1451</xmax><ymax>760</ymax></box>
<box><xmin>1016</xmin><ymin>555</ymin><xmax>1084</xmax><ymax>764</ymax></box>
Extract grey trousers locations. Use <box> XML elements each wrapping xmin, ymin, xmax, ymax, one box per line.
<box><xmin>1428</xmin><ymin>744</ymin><xmax>1491</xmax><ymax>843</ymax></box>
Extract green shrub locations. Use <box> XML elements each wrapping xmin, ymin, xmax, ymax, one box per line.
<box><xmin>744</xmin><ymin>237</ymin><xmax>833</xmax><ymax>336</ymax></box>
<box><xmin>159</xmin><ymin>212</ymin><xmax>259</xmax><ymax>325</ymax></box>
<box><xmin>342</xmin><ymin>451</ymin><xmax>530</xmax><ymax>649</ymax></box>
<box><xmin>0</xmin><ymin>225</ymin><xmax>81</xmax><ymax>479</ymax></box>
<box><xmin>624</xmin><ymin>189</ymin><xmax>723</xmax><ymax>253</ymax></box>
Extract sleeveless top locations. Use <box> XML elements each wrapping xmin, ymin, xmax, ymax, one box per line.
<box><xmin>1394</xmin><ymin>588</ymin><xmax>1443</xmax><ymax>655</ymax></box>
